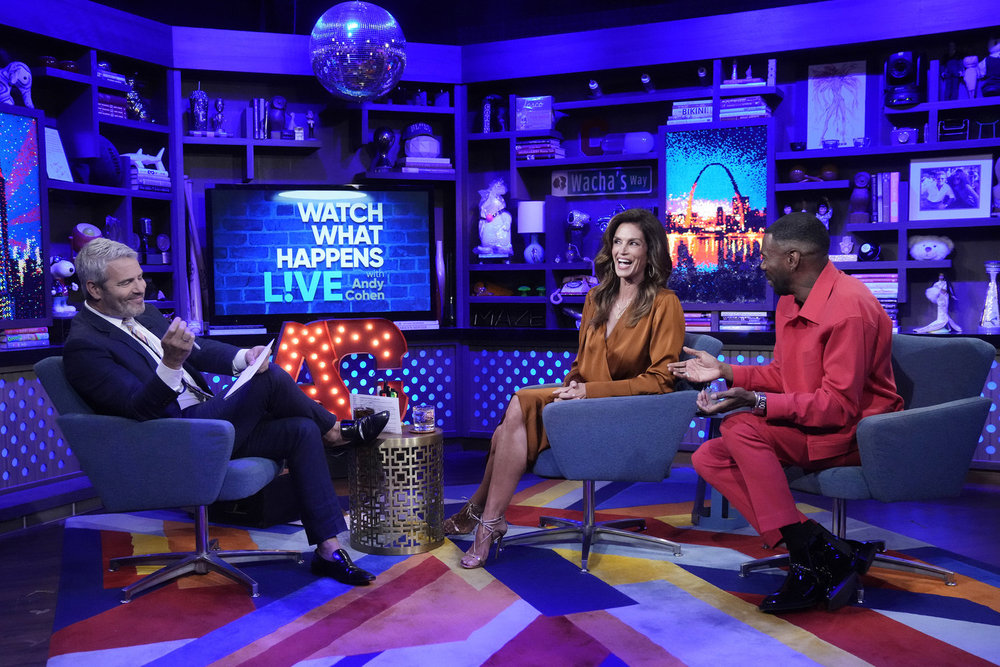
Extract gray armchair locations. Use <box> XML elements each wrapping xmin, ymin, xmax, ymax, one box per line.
<box><xmin>740</xmin><ymin>334</ymin><xmax>996</xmax><ymax>584</ymax></box>
<box><xmin>34</xmin><ymin>356</ymin><xmax>303</xmax><ymax>602</ymax></box>
<box><xmin>503</xmin><ymin>333</ymin><xmax>724</xmax><ymax>571</ymax></box>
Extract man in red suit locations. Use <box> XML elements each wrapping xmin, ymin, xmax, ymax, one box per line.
<box><xmin>669</xmin><ymin>212</ymin><xmax>903</xmax><ymax>613</ymax></box>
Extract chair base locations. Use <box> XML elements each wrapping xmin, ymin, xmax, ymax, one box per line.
<box><xmin>738</xmin><ymin>499</ymin><xmax>957</xmax><ymax>585</ymax></box>
<box><xmin>501</xmin><ymin>480</ymin><xmax>682</xmax><ymax>572</ymax></box>
<box><xmin>108</xmin><ymin>506</ymin><xmax>304</xmax><ymax>602</ymax></box>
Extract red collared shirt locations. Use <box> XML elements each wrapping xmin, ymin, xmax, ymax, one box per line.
<box><xmin>731</xmin><ymin>261</ymin><xmax>904</xmax><ymax>460</ymax></box>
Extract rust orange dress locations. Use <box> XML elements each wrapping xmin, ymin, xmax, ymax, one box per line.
<box><xmin>515</xmin><ymin>287</ymin><xmax>685</xmax><ymax>465</ymax></box>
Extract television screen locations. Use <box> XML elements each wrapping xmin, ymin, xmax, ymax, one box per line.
<box><xmin>204</xmin><ymin>184</ymin><xmax>436</xmax><ymax>330</ymax></box>
<box><xmin>0</xmin><ymin>106</ymin><xmax>48</xmax><ymax>329</ymax></box>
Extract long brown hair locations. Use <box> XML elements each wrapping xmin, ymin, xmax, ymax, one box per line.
<box><xmin>588</xmin><ymin>208</ymin><xmax>672</xmax><ymax>330</ymax></box>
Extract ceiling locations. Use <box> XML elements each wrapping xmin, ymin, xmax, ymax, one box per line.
<box><xmin>89</xmin><ymin>1</ymin><xmax>822</xmax><ymax>45</ymax></box>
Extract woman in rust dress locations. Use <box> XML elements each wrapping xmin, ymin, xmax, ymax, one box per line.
<box><xmin>445</xmin><ymin>208</ymin><xmax>685</xmax><ymax>568</ymax></box>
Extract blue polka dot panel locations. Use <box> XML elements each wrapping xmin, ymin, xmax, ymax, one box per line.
<box><xmin>0</xmin><ymin>375</ymin><xmax>80</xmax><ymax>487</ymax></box>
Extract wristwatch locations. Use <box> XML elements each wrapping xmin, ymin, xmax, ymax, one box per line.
<box><xmin>752</xmin><ymin>391</ymin><xmax>767</xmax><ymax>416</ymax></box>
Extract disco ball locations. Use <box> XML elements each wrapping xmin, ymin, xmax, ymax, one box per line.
<box><xmin>309</xmin><ymin>1</ymin><xmax>406</xmax><ymax>102</ymax></box>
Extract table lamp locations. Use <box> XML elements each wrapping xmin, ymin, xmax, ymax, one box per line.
<box><xmin>517</xmin><ymin>201</ymin><xmax>545</xmax><ymax>263</ymax></box>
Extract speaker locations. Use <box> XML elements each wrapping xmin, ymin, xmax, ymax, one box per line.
<box><xmin>884</xmin><ymin>51</ymin><xmax>924</xmax><ymax>107</ymax></box>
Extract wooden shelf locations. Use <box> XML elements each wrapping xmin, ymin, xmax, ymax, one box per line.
<box><xmin>515</xmin><ymin>152</ymin><xmax>656</xmax><ymax>168</ymax></box>
<box><xmin>775</xmin><ymin>180</ymin><xmax>850</xmax><ymax>191</ymax></box>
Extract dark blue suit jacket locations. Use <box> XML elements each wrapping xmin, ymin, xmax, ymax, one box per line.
<box><xmin>63</xmin><ymin>305</ymin><xmax>240</xmax><ymax>421</ymax></box>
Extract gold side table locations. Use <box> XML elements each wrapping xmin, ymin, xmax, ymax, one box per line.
<box><xmin>348</xmin><ymin>428</ymin><xmax>444</xmax><ymax>555</ymax></box>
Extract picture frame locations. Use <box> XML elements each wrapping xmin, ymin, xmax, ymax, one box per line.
<box><xmin>0</xmin><ymin>105</ymin><xmax>50</xmax><ymax>328</ymax></box>
<box><xmin>662</xmin><ymin>121</ymin><xmax>773</xmax><ymax>307</ymax></box>
<box><xmin>908</xmin><ymin>154</ymin><xmax>992</xmax><ymax>220</ymax></box>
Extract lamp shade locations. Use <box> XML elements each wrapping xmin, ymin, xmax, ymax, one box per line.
<box><xmin>517</xmin><ymin>201</ymin><xmax>545</xmax><ymax>233</ymax></box>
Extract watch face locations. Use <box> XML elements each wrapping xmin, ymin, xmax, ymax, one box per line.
<box><xmin>155</xmin><ymin>233</ymin><xmax>171</xmax><ymax>251</ymax></box>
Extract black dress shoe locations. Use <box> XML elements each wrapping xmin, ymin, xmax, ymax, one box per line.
<box><xmin>340</xmin><ymin>411</ymin><xmax>390</xmax><ymax>448</ymax></box>
<box><xmin>759</xmin><ymin>563</ymin><xmax>828</xmax><ymax>614</ymax></box>
<box><xmin>311</xmin><ymin>548</ymin><xmax>375</xmax><ymax>585</ymax></box>
<box><xmin>804</xmin><ymin>523</ymin><xmax>883</xmax><ymax>609</ymax></box>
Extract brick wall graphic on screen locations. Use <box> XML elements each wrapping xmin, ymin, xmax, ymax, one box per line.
<box><xmin>211</xmin><ymin>189</ymin><xmax>431</xmax><ymax>316</ymax></box>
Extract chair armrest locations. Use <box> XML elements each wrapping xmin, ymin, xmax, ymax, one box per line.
<box><xmin>856</xmin><ymin>396</ymin><xmax>991</xmax><ymax>502</ymax></box>
<box><xmin>57</xmin><ymin>414</ymin><xmax>236</xmax><ymax>511</ymax></box>
<box><xmin>541</xmin><ymin>391</ymin><xmax>698</xmax><ymax>482</ymax></box>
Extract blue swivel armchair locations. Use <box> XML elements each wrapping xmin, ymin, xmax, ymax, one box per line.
<box><xmin>503</xmin><ymin>333</ymin><xmax>724</xmax><ymax>571</ymax></box>
<box><xmin>35</xmin><ymin>356</ymin><xmax>304</xmax><ymax>602</ymax></box>
<box><xmin>739</xmin><ymin>334</ymin><xmax>996</xmax><ymax>584</ymax></box>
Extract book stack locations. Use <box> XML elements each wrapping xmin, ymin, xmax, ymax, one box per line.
<box><xmin>854</xmin><ymin>273</ymin><xmax>899</xmax><ymax>331</ymax></box>
<box><xmin>515</xmin><ymin>137</ymin><xmax>565</xmax><ymax>160</ymax></box>
<box><xmin>870</xmin><ymin>171</ymin><xmax>901</xmax><ymax>223</ymax></box>
<box><xmin>128</xmin><ymin>164</ymin><xmax>171</xmax><ymax>192</ymax></box>
<box><xmin>667</xmin><ymin>99</ymin><xmax>712</xmax><ymax>125</ymax></box>
<box><xmin>719</xmin><ymin>310</ymin><xmax>771</xmax><ymax>332</ymax></box>
<box><xmin>684</xmin><ymin>311</ymin><xmax>713</xmax><ymax>332</ymax></box>
<box><xmin>0</xmin><ymin>327</ymin><xmax>50</xmax><ymax>349</ymax></box>
<box><xmin>720</xmin><ymin>95</ymin><xmax>771</xmax><ymax>121</ymax></box>
<box><xmin>97</xmin><ymin>92</ymin><xmax>128</xmax><ymax>119</ymax></box>
<box><xmin>397</xmin><ymin>156</ymin><xmax>455</xmax><ymax>175</ymax></box>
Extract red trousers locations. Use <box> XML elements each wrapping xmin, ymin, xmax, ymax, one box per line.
<box><xmin>691</xmin><ymin>411</ymin><xmax>860</xmax><ymax>547</ymax></box>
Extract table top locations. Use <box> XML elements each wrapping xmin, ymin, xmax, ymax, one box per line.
<box><xmin>376</xmin><ymin>428</ymin><xmax>443</xmax><ymax>447</ymax></box>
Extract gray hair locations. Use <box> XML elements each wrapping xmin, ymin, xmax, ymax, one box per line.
<box><xmin>75</xmin><ymin>238</ymin><xmax>138</xmax><ymax>290</ymax></box>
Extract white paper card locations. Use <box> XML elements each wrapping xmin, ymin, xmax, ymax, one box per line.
<box><xmin>44</xmin><ymin>127</ymin><xmax>73</xmax><ymax>182</ymax></box>
<box><xmin>349</xmin><ymin>394</ymin><xmax>402</xmax><ymax>435</ymax></box>
<box><xmin>225</xmin><ymin>339</ymin><xmax>274</xmax><ymax>398</ymax></box>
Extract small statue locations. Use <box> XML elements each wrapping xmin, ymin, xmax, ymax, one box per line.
<box><xmin>940</xmin><ymin>41</ymin><xmax>964</xmax><ymax>101</ymax></box>
<box><xmin>189</xmin><ymin>84</ymin><xmax>208</xmax><ymax>131</ymax></box>
<box><xmin>306</xmin><ymin>110</ymin><xmax>316</xmax><ymax>139</ymax></box>
<box><xmin>474</xmin><ymin>178</ymin><xmax>513</xmax><ymax>258</ymax></box>
<box><xmin>839</xmin><ymin>234</ymin><xmax>856</xmax><ymax>255</ymax></box>
<box><xmin>50</xmin><ymin>257</ymin><xmax>79</xmax><ymax>318</ymax></box>
<box><xmin>962</xmin><ymin>54</ymin><xmax>980</xmax><ymax>98</ymax></box>
<box><xmin>816</xmin><ymin>197</ymin><xmax>833</xmax><ymax>228</ymax></box>
<box><xmin>979</xmin><ymin>38</ymin><xmax>1000</xmax><ymax>97</ymax></box>
<box><xmin>211</xmin><ymin>97</ymin><xmax>226</xmax><ymax>135</ymax></box>
<box><xmin>914</xmin><ymin>273</ymin><xmax>962</xmax><ymax>333</ymax></box>
<box><xmin>847</xmin><ymin>171</ymin><xmax>871</xmax><ymax>224</ymax></box>
<box><xmin>0</xmin><ymin>61</ymin><xmax>33</xmax><ymax>107</ymax></box>
<box><xmin>125</xmin><ymin>74</ymin><xmax>148</xmax><ymax>121</ymax></box>
<box><xmin>268</xmin><ymin>96</ymin><xmax>286</xmax><ymax>137</ymax></box>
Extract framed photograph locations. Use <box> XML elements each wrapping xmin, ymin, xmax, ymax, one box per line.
<box><xmin>662</xmin><ymin>121</ymin><xmax>772</xmax><ymax>307</ymax></box>
<box><xmin>0</xmin><ymin>106</ymin><xmax>50</xmax><ymax>328</ymax></box>
<box><xmin>807</xmin><ymin>60</ymin><xmax>866</xmax><ymax>149</ymax></box>
<box><xmin>908</xmin><ymin>154</ymin><xmax>992</xmax><ymax>220</ymax></box>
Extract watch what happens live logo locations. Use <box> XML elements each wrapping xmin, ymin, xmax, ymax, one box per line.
<box><xmin>265</xmin><ymin>201</ymin><xmax>386</xmax><ymax>304</ymax></box>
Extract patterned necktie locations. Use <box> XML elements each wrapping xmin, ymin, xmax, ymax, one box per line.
<box><xmin>123</xmin><ymin>318</ymin><xmax>148</xmax><ymax>345</ymax></box>
<box><xmin>122</xmin><ymin>318</ymin><xmax>212</xmax><ymax>403</ymax></box>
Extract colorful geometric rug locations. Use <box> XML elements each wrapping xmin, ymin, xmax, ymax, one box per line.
<box><xmin>49</xmin><ymin>466</ymin><xmax>1000</xmax><ymax>666</ymax></box>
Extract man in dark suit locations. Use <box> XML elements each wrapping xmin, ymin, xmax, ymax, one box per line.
<box><xmin>64</xmin><ymin>238</ymin><xmax>388</xmax><ymax>586</ymax></box>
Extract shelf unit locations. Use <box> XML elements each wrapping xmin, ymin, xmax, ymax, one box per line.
<box><xmin>459</xmin><ymin>61</ymin><xmax>782</xmax><ymax>331</ymax></box>
<box><xmin>24</xmin><ymin>45</ymin><xmax>185</xmax><ymax>331</ymax></box>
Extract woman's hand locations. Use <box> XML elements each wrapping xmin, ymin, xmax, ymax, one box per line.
<box><xmin>552</xmin><ymin>380</ymin><xmax>587</xmax><ymax>401</ymax></box>
<box><xmin>668</xmin><ymin>346</ymin><xmax>731</xmax><ymax>384</ymax></box>
<box><xmin>244</xmin><ymin>346</ymin><xmax>271</xmax><ymax>373</ymax></box>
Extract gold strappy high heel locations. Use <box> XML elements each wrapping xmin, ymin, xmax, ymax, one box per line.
<box><xmin>460</xmin><ymin>515</ymin><xmax>507</xmax><ymax>569</ymax></box>
<box><xmin>442</xmin><ymin>500</ymin><xmax>483</xmax><ymax>535</ymax></box>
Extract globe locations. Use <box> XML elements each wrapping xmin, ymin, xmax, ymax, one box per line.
<box><xmin>309</xmin><ymin>1</ymin><xmax>406</xmax><ymax>102</ymax></box>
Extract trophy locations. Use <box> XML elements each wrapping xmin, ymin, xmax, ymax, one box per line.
<box><xmin>981</xmin><ymin>261</ymin><xmax>1000</xmax><ymax>332</ymax></box>
<box><xmin>371</xmin><ymin>127</ymin><xmax>395</xmax><ymax>172</ymax></box>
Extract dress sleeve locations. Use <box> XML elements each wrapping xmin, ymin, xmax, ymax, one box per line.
<box><xmin>562</xmin><ymin>293</ymin><xmax>595</xmax><ymax>386</ymax></box>
<box><xmin>584</xmin><ymin>290</ymin><xmax>685</xmax><ymax>398</ymax></box>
